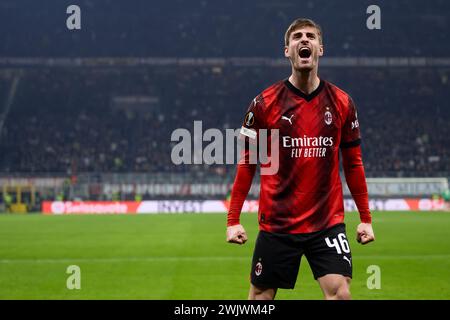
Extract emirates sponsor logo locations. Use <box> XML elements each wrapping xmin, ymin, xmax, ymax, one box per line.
<box><xmin>282</xmin><ymin>135</ymin><xmax>334</xmax><ymax>148</ymax></box>
<box><xmin>282</xmin><ymin>135</ymin><xmax>334</xmax><ymax>158</ymax></box>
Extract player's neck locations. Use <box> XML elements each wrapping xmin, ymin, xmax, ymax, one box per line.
<box><xmin>288</xmin><ymin>70</ymin><xmax>320</xmax><ymax>96</ymax></box>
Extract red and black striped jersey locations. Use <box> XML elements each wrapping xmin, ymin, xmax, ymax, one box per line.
<box><xmin>238</xmin><ymin>78</ymin><xmax>363</xmax><ymax>233</ymax></box>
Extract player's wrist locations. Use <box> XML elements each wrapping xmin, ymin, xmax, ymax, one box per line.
<box><xmin>359</xmin><ymin>212</ymin><xmax>372</xmax><ymax>224</ymax></box>
<box><xmin>227</xmin><ymin>219</ymin><xmax>240</xmax><ymax>227</ymax></box>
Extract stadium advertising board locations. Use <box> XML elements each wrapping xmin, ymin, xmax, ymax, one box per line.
<box><xmin>101</xmin><ymin>178</ymin><xmax>448</xmax><ymax>198</ymax></box>
<box><xmin>42</xmin><ymin>198</ymin><xmax>445</xmax><ymax>214</ymax></box>
<box><xmin>42</xmin><ymin>201</ymin><xmax>140</xmax><ymax>215</ymax></box>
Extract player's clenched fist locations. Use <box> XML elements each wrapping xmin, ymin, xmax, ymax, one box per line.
<box><xmin>227</xmin><ymin>224</ymin><xmax>248</xmax><ymax>245</ymax></box>
<box><xmin>356</xmin><ymin>223</ymin><xmax>375</xmax><ymax>245</ymax></box>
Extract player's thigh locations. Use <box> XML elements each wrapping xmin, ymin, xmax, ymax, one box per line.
<box><xmin>250</xmin><ymin>231</ymin><xmax>302</xmax><ymax>290</ymax></box>
<box><xmin>304</xmin><ymin>223</ymin><xmax>352</xmax><ymax>280</ymax></box>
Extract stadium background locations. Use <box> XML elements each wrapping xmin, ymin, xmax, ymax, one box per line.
<box><xmin>0</xmin><ymin>0</ymin><xmax>449</xmax><ymax>299</ymax></box>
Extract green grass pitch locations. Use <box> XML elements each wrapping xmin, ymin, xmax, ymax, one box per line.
<box><xmin>0</xmin><ymin>211</ymin><xmax>449</xmax><ymax>299</ymax></box>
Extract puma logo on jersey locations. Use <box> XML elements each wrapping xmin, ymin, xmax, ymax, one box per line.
<box><xmin>281</xmin><ymin>114</ymin><xmax>294</xmax><ymax>125</ymax></box>
<box><xmin>343</xmin><ymin>256</ymin><xmax>352</xmax><ymax>267</ymax></box>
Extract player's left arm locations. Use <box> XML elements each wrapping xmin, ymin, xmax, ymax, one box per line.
<box><xmin>341</xmin><ymin>146</ymin><xmax>375</xmax><ymax>244</ymax></box>
<box><xmin>340</xmin><ymin>96</ymin><xmax>375</xmax><ymax>245</ymax></box>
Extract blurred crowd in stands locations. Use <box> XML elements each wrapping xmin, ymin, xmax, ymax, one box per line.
<box><xmin>0</xmin><ymin>0</ymin><xmax>448</xmax><ymax>58</ymax></box>
<box><xmin>0</xmin><ymin>65</ymin><xmax>448</xmax><ymax>178</ymax></box>
<box><xmin>0</xmin><ymin>0</ymin><xmax>448</xmax><ymax>179</ymax></box>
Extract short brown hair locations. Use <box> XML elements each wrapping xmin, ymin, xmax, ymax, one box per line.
<box><xmin>284</xmin><ymin>18</ymin><xmax>323</xmax><ymax>46</ymax></box>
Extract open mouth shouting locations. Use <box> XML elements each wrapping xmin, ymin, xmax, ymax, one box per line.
<box><xmin>299</xmin><ymin>47</ymin><xmax>312</xmax><ymax>59</ymax></box>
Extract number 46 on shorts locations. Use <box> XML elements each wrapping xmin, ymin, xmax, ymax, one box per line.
<box><xmin>325</xmin><ymin>233</ymin><xmax>350</xmax><ymax>254</ymax></box>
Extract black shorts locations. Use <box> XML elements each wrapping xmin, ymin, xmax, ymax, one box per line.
<box><xmin>250</xmin><ymin>223</ymin><xmax>352</xmax><ymax>289</ymax></box>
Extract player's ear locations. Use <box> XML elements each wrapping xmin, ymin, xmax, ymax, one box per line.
<box><xmin>318</xmin><ymin>44</ymin><xmax>324</xmax><ymax>57</ymax></box>
<box><xmin>284</xmin><ymin>45</ymin><xmax>289</xmax><ymax>58</ymax></box>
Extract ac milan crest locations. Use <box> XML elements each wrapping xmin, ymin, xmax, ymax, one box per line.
<box><xmin>255</xmin><ymin>262</ymin><xmax>263</xmax><ymax>276</ymax></box>
<box><xmin>324</xmin><ymin>111</ymin><xmax>332</xmax><ymax>125</ymax></box>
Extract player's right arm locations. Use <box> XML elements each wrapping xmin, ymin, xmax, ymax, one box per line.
<box><xmin>226</xmin><ymin>159</ymin><xmax>256</xmax><ymax>244</ymax></box>
<box><xmin>226</xmin><ymin>96</ymin><xmax>263</xmax><ymax>245</ymax></box>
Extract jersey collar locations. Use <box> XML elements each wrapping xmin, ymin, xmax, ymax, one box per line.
<box><xmin>284</xmin><ymin>78</ymin><xmax>324</xmax><ymax>102</ymax></box>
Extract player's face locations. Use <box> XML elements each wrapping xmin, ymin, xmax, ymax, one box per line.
<box><xmin>284</xmin><ymin>26</ymin><xmax>323</xmax><ymax>72</ymax></box>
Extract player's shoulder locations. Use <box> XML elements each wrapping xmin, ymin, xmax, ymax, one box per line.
<box><xmin>323</xmin><ymin>80</ymin><xmax>354</xmax><ymax>108</ymax></box>
<box><xmin>260</xmin><ymin>80</ymin><xmax>286</xmax><ymax>99</ymax></box>
<box><xmin>243</xmin><ymin>81</ymin><xmax>284</xmax><ymax>129</ymax></box>
<box><xmin>250</xmin><ymin>80</ymin><xmax>286</xmax><ymax>111</ymax></box>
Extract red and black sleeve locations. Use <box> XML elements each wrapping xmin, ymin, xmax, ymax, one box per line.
<box><xmin>340</xmin><ymin>97</ymin><xmax>372</xmax><ymax>223</ymax></box>
<box><xmin>227</xmin><ymin>96</ymin><xmax>264</xmax><ymax>226</ymax></box>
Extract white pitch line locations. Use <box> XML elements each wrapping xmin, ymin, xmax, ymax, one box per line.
<box><xmin>358</xmin><ymin>254</ymin><xmax>450</xmax><ymax>260</ymax></box>
<box><xmin>0</xmin><ymin>256</ymin><xmax>247</xmax><ymax>264</ymax></box>
<box><xmin>0</xmin><ymin>255</ymin><xmax>449</xmax><ymax>264</ymax></box>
